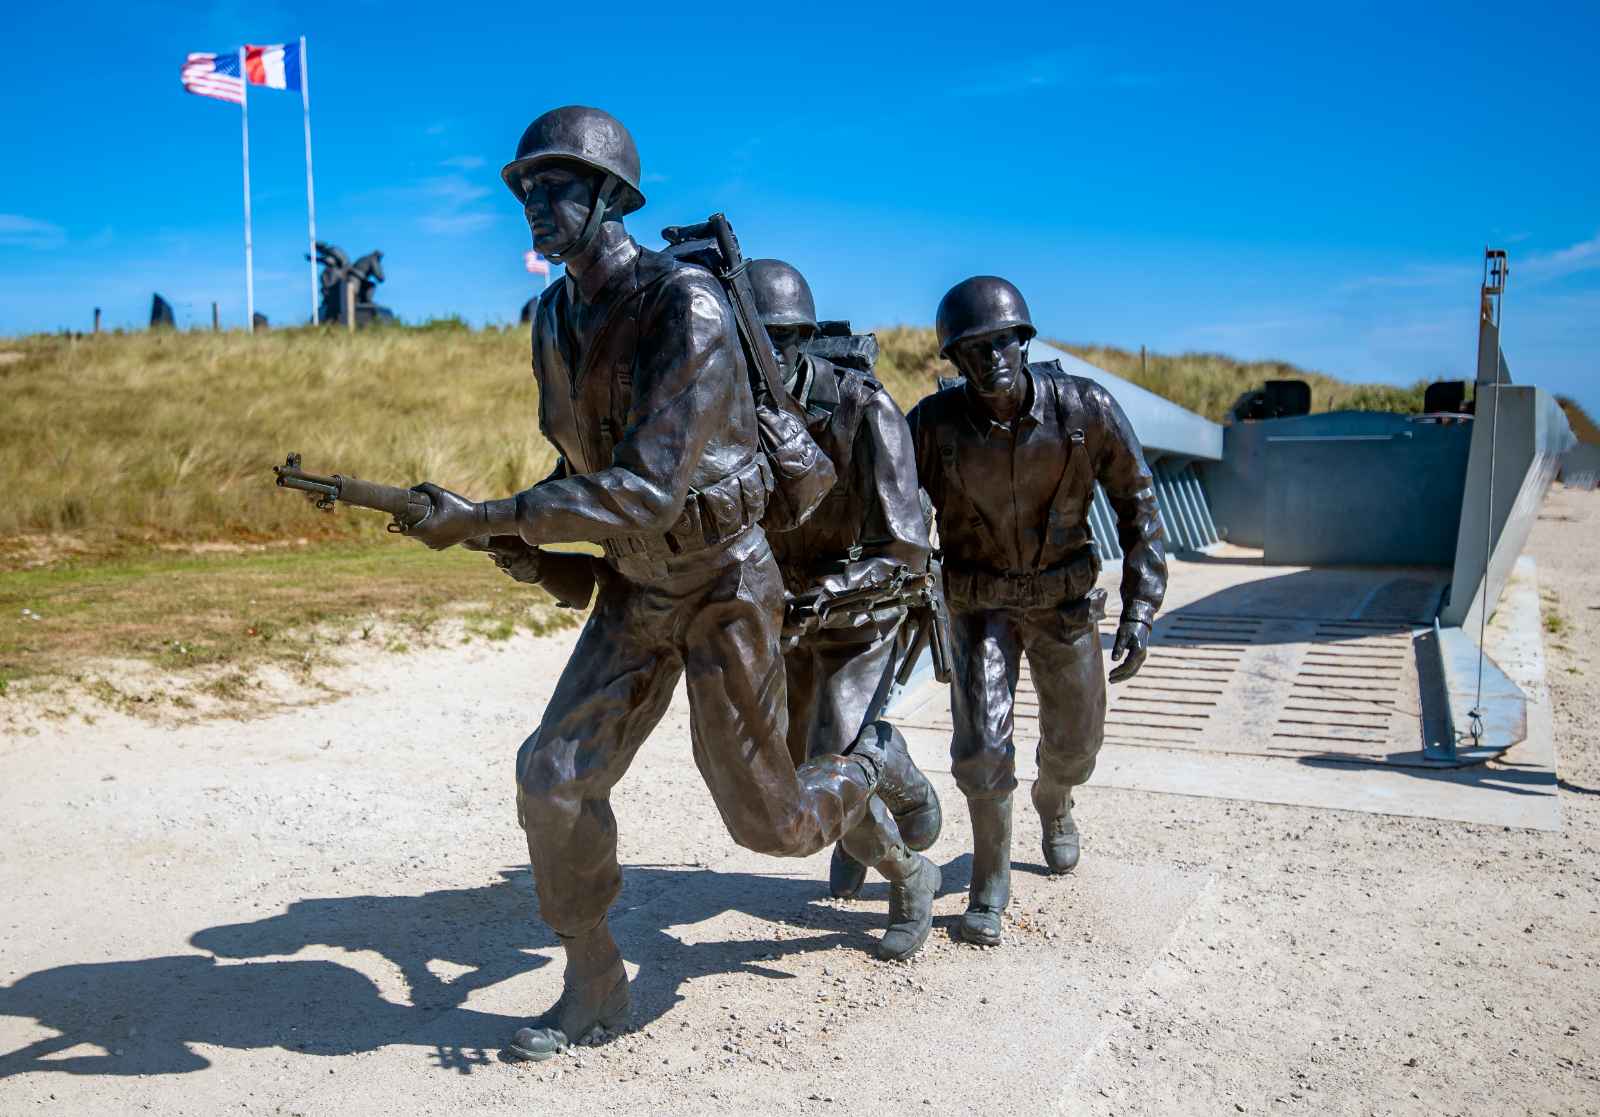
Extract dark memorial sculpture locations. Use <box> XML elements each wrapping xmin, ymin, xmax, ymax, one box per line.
<box><xmin>745</xmin><ymin>258</ymin><xmax>945</xmax><ymax>905</ymax></box>
<box><xmin>150</xmin><ymin>293</ymin><xmax>175</xmax><ymax>329</ymax></box>
<box><xmin>907</xmin><ymin>276</ymin><xmax>1167</xmax><ymax>946</ymax></box>
<box><xmin>311</xmin><ymin>241</ymin><xmax>396</xmax><ymax>327</ymax></box>
<box><xmin>372</xmin><ymin>107</ymin><xmax>942</xmax><ymax>1059</ymax></box>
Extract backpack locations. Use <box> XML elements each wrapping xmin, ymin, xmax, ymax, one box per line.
<box><xmin>661</xmin><ymin>213</ymin><xmax>835</xmax><ymax>532</ymax></box>
<box><xmin>805</xmin><ymin>320</ymin><xmax>879</xmax><ymax>375</ymax></box>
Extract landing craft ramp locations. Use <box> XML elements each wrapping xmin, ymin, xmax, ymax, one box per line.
<box><xmin>892</xmin><ymin>551</ymin><xmax>1558</xmax><ymax>830</ymax></box>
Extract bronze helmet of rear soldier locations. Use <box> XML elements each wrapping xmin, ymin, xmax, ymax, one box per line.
<box><xmin>907</xmin><ymin>276</ymin><xmax>1167</xmax><ymax>946</ymax></box>
<box><xmin>397</xmin><ymin>106</ymin><xmax>944</xmax><ymax>1061</ymax></box>
<box><xmin>747</xmin><ymin>258</ymin><xmax>944</xmax><ymax>906</ymax></box>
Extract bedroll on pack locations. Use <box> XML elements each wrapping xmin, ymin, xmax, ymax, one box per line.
<box><xmin>661</xmin><ymin>213</ymin><xmax>836</xmax><ymax>532</ymax></box>
<box><xmin>805</xmin><ymin>320</ymin><xmax>880</xmax><ymax>375</ymax></box>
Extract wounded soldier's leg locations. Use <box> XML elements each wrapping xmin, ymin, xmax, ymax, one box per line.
<box><xmin>808</xmin><ymin>627</ymin><xmax>942</xmax><ymax>900</ymax></box>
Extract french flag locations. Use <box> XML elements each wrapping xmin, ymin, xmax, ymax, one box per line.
<box><xmin>243</xmin><ymin>42</ymin><xmax>303</xmax><ymax>92</ymax></box>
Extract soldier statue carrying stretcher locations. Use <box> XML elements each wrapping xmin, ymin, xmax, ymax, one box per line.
<box><xmin>746</xmin><ymin>259</ymin><xmax>946</xmax><ymax>909</ymax></box>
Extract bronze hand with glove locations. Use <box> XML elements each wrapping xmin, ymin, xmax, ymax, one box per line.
<box><xmin>1108</xmin><ymin>618</ymin><xmax>1150</xmax><ymax>683</ymax></box>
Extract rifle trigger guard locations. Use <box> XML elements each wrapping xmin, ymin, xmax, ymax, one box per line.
<box><xmin>386</xmin><ymin>520</ymin><xmax>405</xmax><ymax>534</ymax></box>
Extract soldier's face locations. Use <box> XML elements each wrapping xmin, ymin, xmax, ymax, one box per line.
<box><xmin>519</xmin><ymin>166</ymin><xmax>597</xmax><ymax>255</ymax></box>
<box><xmin>767</xmin><ymin>324</ymin><xmax>815</xmax><ymax>386</ymax></box>
<box><xmin>953</xmin><ymin>328</ymin><xmax>1027</xmax><ymax>396</ymax></box>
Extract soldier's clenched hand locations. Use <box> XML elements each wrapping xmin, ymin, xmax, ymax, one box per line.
<box><xmin>1109</xmin><ymin>619</ymin><xmax>1150</xmax><ymax>683</ymax></box>
<box><xmin>406</xmin><ymin>483</ymin><xmax>489</xmax><ymax>550</ymax></box>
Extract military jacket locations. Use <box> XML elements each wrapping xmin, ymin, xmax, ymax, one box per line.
<box><xmin>768</xmin><ymin>356</ymin><xmax>929</xmax><ymax>596</ymax></box>
<box><xmin>512</xmin><ymin>236</ymin><xmax>770</xmax><ymax>578</ymax></box>
<box><xmin>906</xmin><ymin>361</ymin><xmax>1166</xmax><ymax>625</ymax></box>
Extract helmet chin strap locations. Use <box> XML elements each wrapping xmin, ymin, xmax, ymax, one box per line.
<box><xmin>546</xmin><ymin>173</ymin><xmax>619</xmax><ymax>264</ymax></box>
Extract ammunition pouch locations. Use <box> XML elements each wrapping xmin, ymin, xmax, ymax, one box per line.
<box><xmin>942</xmin><ymin>549</ymin><xmax>1101</xmax><ymax>612</ymax></box>
<box><xmin>602</xmin><ymin>456</ymin><xmax>772</xmax><ymax>581</ymax></box>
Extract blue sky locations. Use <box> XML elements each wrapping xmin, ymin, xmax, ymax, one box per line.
<box><xmin>3</xmin><ymin>1</ymin><xmax>1597</xmax><ymax>411</ymax></box>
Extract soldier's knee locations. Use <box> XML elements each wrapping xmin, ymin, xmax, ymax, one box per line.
<box><xmin>726</xmin><ymin>810</ymin><xmax>813</xmax><ymax>858</ymax></box>
<box><xmin>951</xmin><ymin>734</ymin><xmax>1017</xmax><ymax>801</ymax></box>
<box><xmin>515</xmin><ymin>731</ymin><xmax>580</xmax><ymax>811</ymax></box>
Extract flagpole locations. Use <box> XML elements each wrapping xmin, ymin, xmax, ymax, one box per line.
<box><xmin>239</xmin><ymin>47</ymin><xmax>255</xmax><ymax>334</ymax></box>
<box><xmin>300</xmin><ymin>35</ymin><xmax>319</xmax><ymax>325</ymax></box>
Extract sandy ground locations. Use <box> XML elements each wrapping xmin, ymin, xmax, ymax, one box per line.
<box><xmin>1</xmin><ymin>488</ymin><xmax>1598</xmax><ymax>1115</ymax></box>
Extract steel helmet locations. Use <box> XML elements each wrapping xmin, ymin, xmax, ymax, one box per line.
<box><xmin>748</xmin><ymin>259</ymin><xmax>818</xmax><ymax>331</ymax></box>
<box><xmin>935</xmin><ymin>276</ymin><xmax>1036</xmax><ymax>357</ymax></box>
<box><xmin>500</xmin><ymin>106</ymin><xmax>646</xmax><ymax>216</ymax></box>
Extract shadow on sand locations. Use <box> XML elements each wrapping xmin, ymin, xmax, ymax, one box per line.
<box><xmin>0</xmin><ymin>862</ymin><xmax>910</xmax><ymax>1080</ymax></box>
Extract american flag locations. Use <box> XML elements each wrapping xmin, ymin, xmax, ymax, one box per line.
<box><xmin>180</xmin><ymin>51</ymin><xmax>244</xmax><ymax>104</ymax></box>
<box><xmin>525</xmin><ymin>250</ymin><xmax>551</xmax><ymax>276</ymax></box>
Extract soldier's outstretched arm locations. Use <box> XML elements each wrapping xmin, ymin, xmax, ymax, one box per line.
<box><xmin>401</xmin><ymin>278</ymin><xmax>736</xmax><ymax>552</ymax></box>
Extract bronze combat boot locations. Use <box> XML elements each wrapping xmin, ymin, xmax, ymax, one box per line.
<box><xmin>506</xmin><ymin>920</ymin><xmax>630</xmax><ymax>1061</ymax></box>
<box><xmin>830</xmin><ymin>723</ymin><xmax>944</xmax><ymax>901</ymax></box>
<box><xmin>1034</xmin><ymin>783</ymin><xmax>1080</xmax><ymax>874</ymax></box>
<box><xmin>875</xmin><ymin>845</ymin><xmax>942</xmax><ymax>961</ymax></box>
<box><xmin>958</xmin><ymin>795</ymin><xmax>1011</xmax><ymax>946</ymax></box>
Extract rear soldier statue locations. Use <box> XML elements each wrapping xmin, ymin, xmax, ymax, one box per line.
<box><xmin>750</xmin><ymin>259</ymin><xmax>943</xmax><ymax>918</ymax></box>
<box><xmin>398</xmin><ymin>107</ymin><xmax>941</xmax><ymax>1058</ymax></box>
<box><xmin>908</xmin><ymin>276</ymin><xmax>1167</xmax><ymax>946</ymax></box>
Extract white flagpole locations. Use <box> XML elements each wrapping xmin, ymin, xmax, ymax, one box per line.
<box><xmin>300</xmin><ymin>35</ymin><xmax>319</xmax><ymax>325</ymax></box>
<box><xmin>239</xmin><ymin>47</ymin><xmax>255</xmax><ymax>334</ymax></box>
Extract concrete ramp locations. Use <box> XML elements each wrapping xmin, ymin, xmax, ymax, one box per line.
<box><xmin>893</xmin><ymin>551</ymin><xmax>1558</xmax><ymax>831</ymax></box>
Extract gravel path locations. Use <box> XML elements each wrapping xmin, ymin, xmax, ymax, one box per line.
<box><xmin>0</xmin><ymin>488</ymin><xmax>1595</xmax><ymax>1115</ymax></box>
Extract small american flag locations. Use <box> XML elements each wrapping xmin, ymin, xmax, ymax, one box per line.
<box><xmin>180</xmin><ymin>51</ymin><xmax>244</xmax><ymax>104</ymax></box>
<box><xmin>525</xmin><ymin>250</ymin><xmax>550</xmax><ymax>276</ymax></box>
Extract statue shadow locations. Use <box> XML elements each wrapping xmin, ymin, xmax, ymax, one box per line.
<box><xmin>0</xmin><ymin>863</ymin><xmax>892</xmax><ymax>1081</ymax></box>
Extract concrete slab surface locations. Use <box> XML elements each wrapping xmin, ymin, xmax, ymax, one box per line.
<box><xmin>893</xmin><ymin>551</ymin><xmax>1556</xmax><ymax>830</ymax></box>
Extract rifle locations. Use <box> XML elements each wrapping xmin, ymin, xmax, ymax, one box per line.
<box><xmin>271</xmin><ymin>453</ymin><xmax>598</xmax><ymax>609</ymax></box>
<box><xmin>785</xmin><ymin>561</ymin><xmax>954</xmax><ymax>697</ymax></box>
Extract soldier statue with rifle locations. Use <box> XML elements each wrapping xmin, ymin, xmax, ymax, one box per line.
<box><xmin>277</xmin><ymin>107</ymin><xmax>945</xmax><ymax>1060</ymax></box>
<box><xmin>747</xmin><ymin>259</ymin><xmax>946</xmax><ymax>911</ymax></box>
<box><xmin>907</xmin><ymin>276</ymin><xmax>1167</xmax><ymax>947</ymax></box>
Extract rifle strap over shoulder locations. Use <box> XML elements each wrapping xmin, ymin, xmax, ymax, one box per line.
<box><xmin>935</xmin><ymin>412</ymin><xmax>1003</xmax><ymax>559</ymax></box>
<box><xmin>1046</xmin><ymin>364</ymin><xmax>1094</xmax><ymax>549</ymax></box>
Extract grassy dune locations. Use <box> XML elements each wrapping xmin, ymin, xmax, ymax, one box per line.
<box><xmin>0</xmin><ymin>324</ymin><xmax>1443</xmax><ymax>552</ymax></box>
<box><xmin>0</xmin><ymin>324</ymin><xmax>1466</xmax><ymax>695</ymax></box>
<box><xmin>0</xmin><ymin>326</ymin><xmax>553</xmax><ymax>550</ymax></box>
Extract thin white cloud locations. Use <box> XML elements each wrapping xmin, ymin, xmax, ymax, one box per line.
<box><xmin>411</xmin><ymin>175</ymin><xmax>497</xmax><ymax>236</ymax></box>
<box><xmin>441</xmin><ymin>155</ymin><xmax>487</xmax><ymax>171</ymax></box>
<box><xmin>0</xmin><ymin>213</ymin><xmax>66</xmax><ymax>248</ymax></box>
<box><xmin>1522</xmin><ymin>231</ymin><xmax>1600</xmax><ymax>281</ymax></box>
<box><xmin>949</xmin><ymin>51</ymin><xmax>1162</xmax><ymax>98</ymax></box>
<box><xmin>420</xmin><ymin>213</ymin><xmax>495</xmax><ymax>235</ymax></box>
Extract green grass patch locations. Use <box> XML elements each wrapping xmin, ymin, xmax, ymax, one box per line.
<box><xmin>0</xmin><ymin>538</ymin><xmax>576</xmax><ymax>685</ymax></box>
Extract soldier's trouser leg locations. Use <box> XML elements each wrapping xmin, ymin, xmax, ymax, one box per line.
<box><xmin>515</xmin><ymin>581</ymin><xmax>682</xmax><ymax>938</ymax></box>
<box><xmin>783</xmin><ymin>642</ymin><xmax>821</xmax><ymax>771</ymax></box>
<box><xmin>684</xmin><ymin>543</ymin><xmax>889</xmax><ymax>858</ymax></box>
<box><xmin>948</xmin><ymin>607</ymin><xmax>1024</xmax><ymax>802</ymax></box>
<box><xmin>1020</xmin><ymin>603</ymin><xmax>1106</xmax><ymax>822</ymax></box>
<box><xmin>791</xmin><ymin>623</ymin><xmax>942</xmax><ymax>898</ymax></box>
<box><xmin>948</xmin><ymin>607</ymin><xmax>1024</xmax><ymax>942</ymax></box>
<box><xmin>509</xmin><ymin>579</ymin><xmax>681</xmax><ymax>1061</ymax></box>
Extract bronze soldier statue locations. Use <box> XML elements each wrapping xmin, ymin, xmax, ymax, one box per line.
<box><xmin>399</xmin><ymin>107</ymin><xmax>941</xmax><ymax>1059</ymax></box>
<box><xmin>749</xmin><ymin>259</ymin><xmax>943</xmax><ymax>910</ymax></box>
<box><xmin>907</xmin><ymin>276</ymin><xmax>1167</xmax><ymax>947</ymax></box>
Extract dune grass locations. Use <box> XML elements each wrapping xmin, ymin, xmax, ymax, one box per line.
<box><xmin>0</xmin><ymin>323</ymin><xmax>1445</xmax><ymax>695</ymax></box>
<box><xmin>0</xmin><ymin>324</ymin><xmax>1445</xmax><ymax>555</ymax></box>
<box><xmin>0</xmin><ymin>326</ymin><xmax>554</xmax><ymax>551</ymax></box>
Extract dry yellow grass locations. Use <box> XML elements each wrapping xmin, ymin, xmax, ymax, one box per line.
<box><xmin>0</xmin><ymin>324</ymin><xmax>1436</xmax><ymax>554</ymax></box>
<box><xmin>0</xmin><ymin>325</ymin><xmax>553</xmax><ymax>549</ymax></box>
